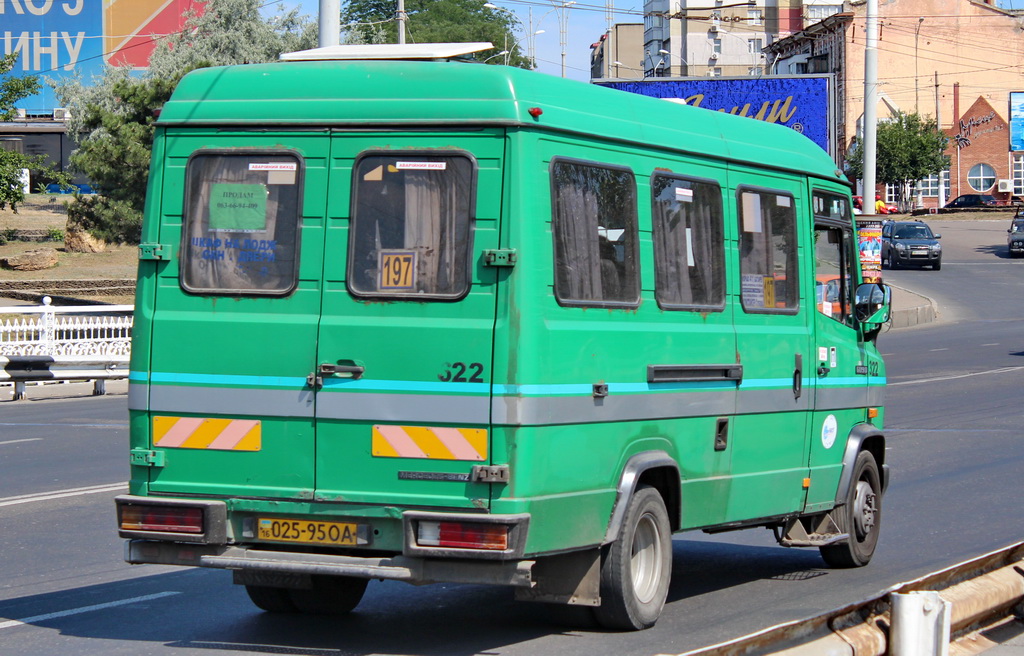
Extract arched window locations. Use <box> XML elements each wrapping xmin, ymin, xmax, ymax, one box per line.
<box><xmin>968</xmin><ymin>163</ymin><xmax>996</xmax><ymax>192</ymax></box>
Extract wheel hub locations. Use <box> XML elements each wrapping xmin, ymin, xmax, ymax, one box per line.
<box><xmin>852</xmin><ymin>480</ymin><xmax>877</xmax><ymax>539</ymax></box>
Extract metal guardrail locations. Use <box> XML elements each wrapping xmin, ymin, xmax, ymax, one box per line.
<box><xmin>0</xmin><ymin>297</ymin><xmax>133</xmax><ymax>400</ymax></box>
<box><xmin>672</xmin><ymin>541</ymin><xmax>1024</xmax><ymax>656</ymax></box>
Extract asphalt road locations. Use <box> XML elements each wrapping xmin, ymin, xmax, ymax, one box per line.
<box><xmin>1</xmin><ymin>217</ymin><xmax>1022</xmax><ymax>655</ymax></box>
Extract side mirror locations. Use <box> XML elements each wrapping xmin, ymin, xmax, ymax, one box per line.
<box><xmin>855</xmin><ymin>283</ymin><xmax>891</xmax><ymax>338</ymax></box>
<box><xmin>933</xmin><ymin>233</ymin><xmax>941</xmax><ymax>239</ymax></box>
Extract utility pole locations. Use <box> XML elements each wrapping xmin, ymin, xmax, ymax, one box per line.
<box><xmin>862</xmin><ymin>0</ymin><xmax>879</xmax><ymax>209</ymax></box>
<box><xmin>318</xmin><ymin>0</ymin><xmax>340</xmax><ymax>48</ymax></box>
<box><xmin>398</xmin><ymin>0</ymin><xmax>406</xmax><ymax>45</ymax></box>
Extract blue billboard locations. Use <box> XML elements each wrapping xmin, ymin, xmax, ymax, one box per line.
<box><xmin>599</xmin><ymin>76</ymin><xmax>834</xmax><ymax>157</ymax></box>
<box><xmin>1010</xmin><ymin>92</ymin><xmax>1024</xmax><ymax>152</ymax></box>
<box><xmin>1</xmin><ymin>0</ymin><xmax>106</xmax><ymax>110</ymax></box>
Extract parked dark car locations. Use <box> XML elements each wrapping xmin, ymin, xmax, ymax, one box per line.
<box><xmin>881</xmin><ymin>220</ymin><xmax>942</xmax><ymax>270</ymax></box>
<box><xmin>1007</xmin><ymin>218</ymin><xmax>1024</xmax><ymax>257</ymax></box>
<box><xmin>945</xmin><ymin>194</ymin><xmax>997</xmax><ymax>208</ymax></box>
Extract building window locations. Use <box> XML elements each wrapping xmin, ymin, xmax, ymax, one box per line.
<box><xmin>805</xmin><ymin>4</ymin><xmax>842</xmax><ymax>21</ymax></box>
<box><xmin>747</xmin><ymin>38</ymin><xmax>763</xmax><ymax>54</ymax></box>
<box><xmin>748</xmin><ymin>66</ymin><xmax>764</xmax><ymax>75</ymax></box>
<box><xmin>713</xmin><ymin>38</ymin><xmax>722</xmax><ymax>53</ymax></box>
<box><xmin>913</xmin><ymin>171</ymin><xmax>950</xmax><ymax>198</ymax></box>
<box><xmin>708</xmin><ymin>67</ymin><xmax>722</xmax><ymax>76</ymax></box>
<box><xmin>967</xmin><ymin>163</ymin><xmax>996</xmax><ymax>192</ymax></box>
<box><xmin>1013</xmin><ymin>155</ymin><xmax>1024</xmax><ymax>196</ymax></box>
<box><xmin>747</xmin><ymin>9</ymin><xmax>763</xmax><ymax>24</ymax></box>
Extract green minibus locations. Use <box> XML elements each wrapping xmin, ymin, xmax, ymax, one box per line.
<box><xmin>117</xmin><ymin>43</ymin><xmax>891</xmax><ymax>630</ymax></box>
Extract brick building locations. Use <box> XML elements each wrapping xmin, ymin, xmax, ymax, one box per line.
<box><xmin>765</xmin><ymin>0</ymin><xmax>1024</xmax><ymax>208</ymax></box>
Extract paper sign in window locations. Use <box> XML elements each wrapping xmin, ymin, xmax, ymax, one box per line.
<box><xmin>209</xmin><ymin>183</ymin><xmax>267</xmax><ymax>232</ymax></box>
<box><xmin>741</xmin><ymin>192</ymin><xmax>763</xmax><ymax>233</ymax></box>
<box><xmin>379</xmin><ymin>250</ymin><xmax>416</xmax><ymax>290</ymax></box>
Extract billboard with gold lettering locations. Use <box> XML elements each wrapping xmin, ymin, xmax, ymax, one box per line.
<box><xmin>599</xmin><ymin>75</ymin><xmax>835</xmax><ymax>158</ymax></box>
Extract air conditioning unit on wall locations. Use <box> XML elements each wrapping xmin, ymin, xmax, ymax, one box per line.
<box><xmin>710</xmin><ymin>52</ymin><xmax>719</xmax><ymax>60</ymax></box>
<box><xmin>998</xmin><ymin>179</ymin><xmax>1013</xmax><ymax>193</ymax></box>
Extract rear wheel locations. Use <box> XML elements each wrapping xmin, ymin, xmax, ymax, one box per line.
<box><xmin>594</xmin><ymin>485</ymin><xmax>672</xmax><ymax>631</ymax></box>
<box><xmin>288</xmin><ymin>576</ymin><xmax>368</xmax><ymax>615</ymax></box>
<box><xmin>245</xmin><ymin>585</ymin><xmax>298</xmax><ymax>613</ymax></box>
<box><xmin>820</xmin><ymin>451</ymin><xmax>882</xmax><ymax>568</ymax></box>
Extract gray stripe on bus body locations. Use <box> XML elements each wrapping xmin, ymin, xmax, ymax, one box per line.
<box><xmin>813</xmin><ymin>385</ymin><xmax>885</xmax><ymax>410</ymax></box>
<box><xmin>132</xmin><ymin>384</ymin><xmax>875</xmax><ymax>425</ymax></box>
<box><xmin>735</xmin><ymin>388</ymin><xmax>812</xmax><ymax>414</ymax></box>
<box><xmin>145</xmin><ymin>385</ymin><xmax>315</xmax><ymax>418</ymax></box>
<box><xmin>316</xmin><ymin>391</ymin><xmax>490</xmax><ymax>424</ymax></box>
<box><xmin>127</xmin><ymin>382</ymin><xmax>147</xmax><ymax>412</ymax></box>
<box><xmin>491</xmin><ymin>390</ymin><xmax>736</xmax><ymax>426</ymax></box>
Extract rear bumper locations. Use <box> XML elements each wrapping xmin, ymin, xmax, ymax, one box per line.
<box><xmin>124</xmin><ymin>539</ymin><xmax>536</xmax><ymax>588</ymax></box>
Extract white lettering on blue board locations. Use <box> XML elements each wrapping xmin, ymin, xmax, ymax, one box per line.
<box><xmin>0</xmin><ymin>0</ymin><xmax>82</xmax><ymax>15</ymax></box>
<box><xmin>2</xmin><ymin>31</ymin><xmax>85</xmax><ymax>71</ymax></box>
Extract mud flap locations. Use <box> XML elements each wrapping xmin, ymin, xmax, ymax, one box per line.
<box><xmin>514</xmin><ymin>548</ymin><xmax>601</xmax><ymax>606</ymax></box>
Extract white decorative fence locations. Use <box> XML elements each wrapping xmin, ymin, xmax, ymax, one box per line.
<box><xmin>0</xmin><ymin>297</ymin><xmax>133</xmax><ymax>399</ymax></box>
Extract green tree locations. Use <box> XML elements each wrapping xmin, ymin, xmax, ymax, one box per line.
<box><xmin>342</xmin><ymin>0</ymin><xmax>531</xmax><ymax>68</ymax></box>
<box><xmin>846</xmin><ymin>111</ymin><xmax>950</xmax><ymax>210</ymax></box>
<box><xmin>53</xmin><ymin>0</ymin><xmax>316</xmax><ymax>243</ymax></box>
<box><xmin>0</xmin><ymin>53</ymin><xmax>69</xmax><ymax>212</ymax></box>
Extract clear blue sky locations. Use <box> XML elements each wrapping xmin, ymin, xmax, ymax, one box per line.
<box><xmin>262</xmin><ymin>1</ymin><xmax>646</xmax><ymax>82</ymax></box>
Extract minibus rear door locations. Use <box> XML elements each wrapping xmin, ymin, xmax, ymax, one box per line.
<box><xmin>312</xmin><ymin>136</ymin><xmax>501</xmax><ymax>510</ymax></box>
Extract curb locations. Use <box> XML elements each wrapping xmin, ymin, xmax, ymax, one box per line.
<box><xmin>888</xmin><ymin>283</ymin><xmax>938</xmax><ymax>329</ymax></box>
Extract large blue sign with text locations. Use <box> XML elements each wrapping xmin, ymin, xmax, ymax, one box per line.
<box><xmin>600</xmin><ymin>76</ymin><xmax>834</xmax><ymax>157</ymax></box>
<box><xmin>1</xmin><ymin>0</ymin><xmax>105</xmax><ymax>110</ymax></box>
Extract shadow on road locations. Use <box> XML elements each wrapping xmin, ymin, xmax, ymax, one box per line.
<box><xmin>0</xmin><ymin>540</ymin><xmax>835</xmax><ymax>655</ymax></box>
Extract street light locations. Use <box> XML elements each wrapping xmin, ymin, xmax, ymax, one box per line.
<box><xmin>612</xmin><ymin>60</ymin><xmax>643</xmax><ymax>78</ymax></box>
<box><xmin>658</xmin><ymin>49</ymin><xmax>689</xmax><ymax>76</ymax></box>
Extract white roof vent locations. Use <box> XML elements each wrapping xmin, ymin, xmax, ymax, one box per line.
<box><xmin>280</xmin><ymin>43</ymin><xmax>494</xmax><ymax>62</ymax></box>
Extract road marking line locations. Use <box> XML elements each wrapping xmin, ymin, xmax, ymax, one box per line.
<box><xmin>0</xmin><ymin>591</ymin><xmax>180</xmax><ymax>630</ymax></box>
<box><xmin>0</xmin><ymin>483</ymin><xmax>127</xmax><ymax>507</ymax></box>
<box><xmin>0</xmin><ymin>438</ymin><xmax>42</xmax><ymax>446</ymax></box>
<box><xmin>928</xmin><ymin>348</ymin><xmax>949</xmax><ymax>352</ymax></box>
<box><xmin>889</xmin><ymin>366</ymin><xmax>1024</xmax><ymax>386</ymax></box>
<box><xmin>0</xmin><ymin>423</ymin><xmax>128</xmax><ymax>428</ymax></box>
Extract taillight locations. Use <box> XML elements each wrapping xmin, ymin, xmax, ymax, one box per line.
<box><xmin>121</xmin><ymin>504</ymin><xmax>204</xmax><ymax>534</ymax></box>
<box><xmin>417</xmin><ymin>520</ymin><xmax>509</xmax><ymax>551</ymax></box>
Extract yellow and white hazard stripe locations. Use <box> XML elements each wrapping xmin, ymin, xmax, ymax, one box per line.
<box><xmin>153</xmin><ymin>417</ymin><xmax>261</xmax><ymax>451</ymax></box>
<box><xmin>372</xmin><ymin>425</ymin><xmax>487</xmax><ymax>461</ymax></box>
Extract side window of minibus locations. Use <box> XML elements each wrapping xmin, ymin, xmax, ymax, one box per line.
<box><xmin>651</xmin><ymin>174</ymin><xmax>725</xmax><ymax>310</ymax></box>
<box><xmin>551</xmin><ymin>160</ymin><xmax>640</xmax><ymax>306</ymax></box>
<box><xmin>180</xmin><ymin>152</ymin><xmax>302</xmax><ymax>296</ymax></box>
<box><xmin>812</xmin><ymin>191</ymin><xmax>856</xmax><ymax>327</ymax></box>
<box><xmin>737</xmin><ymin>189</ymin><xmax>798</xmax><ymax>312</ymax></box>
<box><xmin>813</xmin><ymin>226</ymin><xmax>855</xmax><ymax>327</ymax></box>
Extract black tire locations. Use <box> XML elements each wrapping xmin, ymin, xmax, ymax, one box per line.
<box><xmin>593</xmin><ymin>485</ymin><xmax>672</xmax><ymax>631</ymax></box>
<box><xmin>288</xmin><ymin>575</ymin><xmax>368</xmax><ymax>615</ymax></box>
<box><xmin>820</xmin><ymin>451</ymin><xmax>882</xmax><ymax>568</ymax></box>
<box><xmin>245</xmin><ymin>585</ymin><xmax>298</xmax><ymax>613</ymax></box>
<box><xmin>933</xmin><ymin>260</ymin><xmax>941</xmax><ymax>271</ymax></box>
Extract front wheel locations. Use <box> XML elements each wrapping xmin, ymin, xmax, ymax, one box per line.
<box><xmin>933</xmin><ymin>260</ymin><xmax>942</xmax><ymax>270</ymax></box>
<box><xmin>594</xmin><ymin>485</ymin><xmax>672</xmax><ymax>631</ymax></box>
<box><xmin>820</xmin><ymin>451</ymin><xmax>882</xmax><ymax>568</ymax></box>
